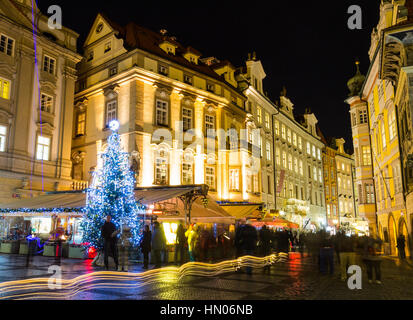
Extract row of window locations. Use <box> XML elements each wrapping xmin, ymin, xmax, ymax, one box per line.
<box><xmin>153</xmin><ymin>156</ymin><xmax>260</xmax><ymax>193</ymax></box>
<box><xmin>0</xmin><ymin>125</ymin><xmax>51</xmax><ymax>160</ymax></box>
<box><xmin>255</xmin><ymin>106</ymin><xmax>271</xmax><ymax>129</ymax></box>
<box><xmin>339</xmin><ymin>199</ymin><xmax>353</xmax><ymax>214</ymax></box>
<box><xmin>351</xmin><ymin>109</ymin><xmax>368</xmax><ymax>126</ymax></box>
<box><xmin>373</xmin><ymin>110</ymin><xmax>397</xmax><ymax>155</ymax></box>
<box><xmin>87</xmin><ymin>42</ymin><xmax>112</xmax><ymax>62</ymax></box>
<box><xmin>278</xmin><ymin>182</ymin><xmax>324</xmax><ymax>206</ymax></box>
<box><xmin>274</xmin><ymin>121</ymin><xmax>321</xmax><ymax>160</ymax></box>
<box><xmin>336</xmin><ymin>161</ymin><xmax>351</xmax><ymax>173</ymax></box>
<box><xmin>337</xmin><ymin>176</ymin><xmax>352</xmax><ymax>191</ymax></box>
<box><xmin>326</xmin><ymin>204</ymin><xmax>338</xmax><ymax>217</ymax></box>
<box><xmin>354</xmin><ymin>146</ymin><xmax>372</xmax><ymax>167</ymax></box>
<box><xmin>275</xmin><ymin>149</ymin><xmax>322</xmax><ymax>182</ymax></box>
<box><xmin>358</xmin><ymin>183</ymin><xmax>375</xmax><ymax>204</ymax></box>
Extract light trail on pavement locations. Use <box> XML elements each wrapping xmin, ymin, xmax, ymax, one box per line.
<box><xmin>0</xmin><ymin>253</ymin><xmax>288</xmax><ymax>300</ymax></box>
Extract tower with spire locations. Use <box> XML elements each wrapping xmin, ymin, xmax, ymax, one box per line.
<box><xmin>344</xmin><ymin>61</ymin><xmax>377</xmax><ymax>236</ymax></box>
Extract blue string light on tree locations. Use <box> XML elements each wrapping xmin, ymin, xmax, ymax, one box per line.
<box><xmin>80</xmin><ymin>120</ymin><xmax>145</xmax><ymax>251</ymax></box>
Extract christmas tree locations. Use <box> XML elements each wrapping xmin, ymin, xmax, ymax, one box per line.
<box><xmin>80</xmin><ymin>120</ymin><xmax>145</xmax><ymax>251</ymax></box>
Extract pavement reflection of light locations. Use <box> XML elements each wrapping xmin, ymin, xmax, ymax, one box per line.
<box><xmin>0</xmin><ymin>253</ymin><xmax>288</xmax><ymax>300</ymax></box>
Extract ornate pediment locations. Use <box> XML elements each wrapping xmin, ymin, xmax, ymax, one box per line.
<box><xmin>71</xmin><ymin>151</ymin><xmax>86</xmax><ymax>164</ymax></box>
<box><xmin>0</xmin><ymin>108</ymin><xmax>13</xmax><ymax>124</ymax></box>
<box><xmin>103</xmin><ymin>84</ymin><xmax>120</xmax><ymax>98</ymax></box>
<box><xmin>39</xmin><ymin>80</ymin><xmax>57</xmax><ymax>95</ymax></box>
<box><xmin>0</xmin><ymin>62</ymin><xmax>17</xmax><ymax>78</ymax></box>
<box><xmin>74</xmin><ymin>98</ymin><xmax>88</xmax><ymax>111</ymax></box>
<box><xmin>36</xmin><ymin>121</ymin><xmax>55</xmax><ymax>133</ymax></box>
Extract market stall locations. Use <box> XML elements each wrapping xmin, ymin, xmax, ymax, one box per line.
<box><xmin>251</xmin><ymin>217</ymin><xmax>299</xmax><ymax>230</ymax></box>
<box><xmin>0</xmin><ymin>191</ymin><xmax>86</xmax><ymax>258</ymax></box>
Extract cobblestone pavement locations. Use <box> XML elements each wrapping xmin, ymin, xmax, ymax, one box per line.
<box><xmin>0</xmin><ymin>252</ymin><xmax>412</xmax><ymax>300</ymax></box>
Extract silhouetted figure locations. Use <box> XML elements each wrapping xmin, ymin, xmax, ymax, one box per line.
<box><xmin>259</xmin><ymin>225</ymin><xmax>272</xmax><ymax>273</ymax></box>
<box><xmin>239</xmin><ymin>220</ymin><xmax>258</xmax><ymax>275</ymax></box>
<box><xmin>140</xmin><ymin>225</ymin><xmax>151</xmax><ymax>269</ymax></box>
<box><xmin>151</xmin><ymin>221</ymin><xmax>166</xmax><ymax>268</ymax></box>
<box><xmin>337</xmin><ymin>232</ymin><xmax>356</xmax><ymax>281</ymax></box>
<box><xmin>234</xmin><ymin>220</ymin><xmax>246</xmax><ymax>258</ymax></box>
<box><xmin>362</xmin><ymin>236</ymin><xmax>383</xmax><ymax>284</ymax></box>
<box><xmin>319</xmin><ymin>231</ymin><xmax>334</xmax><ymax>275</ymax></box>
<box><xmin>397</xmin><ymin>234</ymin><xmax>406</xmax><ymax>260</ymax></box>
<box><xmin>174</xmin><ymin>223</ymin><xmax>186</xmax><ymax>265</ymax></box>
<box><xmin>101</xmin><ymin>215</ymin><xmax>119</xmax><ymax>270</ymax></box>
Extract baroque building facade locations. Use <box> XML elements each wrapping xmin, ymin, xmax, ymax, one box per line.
<box><xmin>347</xmin><ymin>0</ymin><xmax>412</xmax><ymax>256</ymax></box>
<box><xmin>273</xmin><ymin>98</ymin><xmax>326</xmax><ymax>229</ymax></box>
<box><xmin>236</xmin><ymin>53</ymin><xmax>276</xmax><ymax>213</ymax></box>
<box><xmin>72</xmin><ymin>13</ymin><xmax>262</xmax><ymax>215</ymax></box>
<box><xmin>0</xmin><ymin>0</ymin><xmax>81</xmax><ymax>202</ymax></box>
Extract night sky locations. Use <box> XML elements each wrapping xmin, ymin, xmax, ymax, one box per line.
<box><xmin>37</xmin><ymin>0</ymin><xmax>380</xmax><ymax>151</ymax></box>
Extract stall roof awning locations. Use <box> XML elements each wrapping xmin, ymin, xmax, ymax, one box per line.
<box><xmin>0</xmin><ymin>192</ymin><xmax>86</xmax><ymax>210</ymax></box>
<box><xmin>219</xmin><ymin>204</ymin><xmax>261</xmax><ymax>219</ymax></box>
<box><xmin>0</xmin><ymin>185</ymin><xmax>213</xmax><ymax>215</ymax></box>
<box><xmin>156</xmin><ymin>195</ymin><xmax>235</xmax><ymax>224</ymax></box>
<box><xmin>135</xmin><ymin>186</ymin><xmax>201</xmax><ymax>205</ymax></box>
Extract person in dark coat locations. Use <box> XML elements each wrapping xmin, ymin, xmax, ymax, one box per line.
<box><xmin>319</xmin><ymin>231</ymin><xmax>334</xmax><ymax>275</ymax></box>
<box><xmin>101</xmin><ymin>215</ymin><xmax>119</xmax><ymax>270</ymax></box>
<box><xmin>174</xmin><ymin>223</ymin><xmax>186</xmax><ymax>265</ymax></box>
<box><xmin>140</xmin><ymin>225</ymin><xmax>152</xmax><ymax>269</ymax></box>
<box><xmin>234</xmin><ymin>220</ymin><xmax>246</xmax><ymax>258</ymax></box>
<box><xmin>239</xmin><ymin>220</ymin><xmax>258</xmax><ymax>275</ymax></box>
<box><xmin>259</xmin><ymin>225</ymin><xmax>272</xmax><ymax>273</ymax></box>
<box><xmin>199</xmin><ymin>226</ymin><xmax>211</xmax><ymax>262</ymax></box>
<box><xmin>397</xmin><ymin>234</ymin><xmax>406</xmax><ymax>260</ymax></box>
<box><xmin>278</xmin><ymin>229</ymin><xmax>291</xmax><ymax>253</ymax></box>
<box><xmin>151</xmin><ymin>221</ymin><xmax>166</xmax><ymax>268</ymax></box>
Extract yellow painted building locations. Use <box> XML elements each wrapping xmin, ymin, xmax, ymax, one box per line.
<box><xmin>347</xmin><ymin>1</ymin><xmax>412</xmax><ymax>256</ymax></box>
<box><xmin>72</xmin><ymin>14</ymin><xmax>262</xmax><ymax>217</ymax></box>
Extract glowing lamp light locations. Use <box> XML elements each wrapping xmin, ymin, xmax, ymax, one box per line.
<box><xmin>109</xmin><ymin>120</ymin><xmax>120</xmax><ymax>131</ymax></box>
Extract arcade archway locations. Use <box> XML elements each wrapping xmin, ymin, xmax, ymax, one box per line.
<box><xmin>399</xmin><ymin>217</ymin><xmax>411</xmax><ymax>258</ymax></box>
<box><xmin>388</xmin><ymin>214</ymin><xmax>398</xmax><ymax>256</ymax></box>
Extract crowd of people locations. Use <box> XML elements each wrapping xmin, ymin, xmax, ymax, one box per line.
<box><xmin>100</xmin><ymin>216</ymin><xmax>409</xmax><ymax>283</ymax></box>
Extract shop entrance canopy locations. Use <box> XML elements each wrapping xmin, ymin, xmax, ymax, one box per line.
<box><xmin>0</xmin><ymin>185</ymin><xmax>222</xmax><ymax>218</ymax></box>
<box><xmin>219</xmin><ymin>203</ymin><xmax>262</xmax><ymax>219</ymax></box>
<box><xmin>0</xmin><ymin>192</ymin><xmax>86</xmax><ymax>217</ymax></box>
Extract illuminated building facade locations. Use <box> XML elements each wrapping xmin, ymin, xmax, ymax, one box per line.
<box><xmin>322</xmin><ymin>143</ymin><xmax>339</xmax><ymax>229</ymax></box>
<box><xmin>236</xmin><ymin>53</ymin><xmax>276</xmax><ymax>213</ymax></box>
<box><xmin>273</xmin><ymin>96</ymin><xmax>326</xmax><ymax>229</ymax></box>
<box><xmin>347</xmin><ymin>0</ymin><xmax>412</xmax><ymax>255</ymax></box>
<box><xmin>0</xmin><ymin>0</ymin><xmax>81</xmax><ymax>202</ymax></box>
<box><xmin>72</xmin><ymin>14</ymin><xmax>261</xmax><ymax>213</ymax></box>
<box><xmin>334</xmin><ymin>139</ymin><xmax>360</xmax><ymax>231</ymax></box>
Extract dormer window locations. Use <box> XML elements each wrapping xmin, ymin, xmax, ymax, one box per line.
<box><xmin>206</xmin><ymin>83</ymin><xmax>215</xmax><ymax>93</ymax></box>
<box><xmin>104</xmin><ymin>42</ymin><xmax>111</xmax><ymax>53</ymax></box>
<box><xmin>184</xmin><ymin>74</ymin><xmax>193</xmax><ymax>85</ymax></box>
<box><xmin>158</xmin><ymin>64</ymin><xmax>169</xmax><ymax>76</ymax></box>
<box><xmin>110</xmin><ymin>66</ymin><xmax>118</xmax><ymax>77</ymax></box>
<box><xmin>160</xmin><ymin>42</ymin><xmax>176</xmax><ymax>55</ymax></box>
<box><xmin>87</xmin><ymin>51</ymin><xmax>94</xmax><ymax>62</ymax></box>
